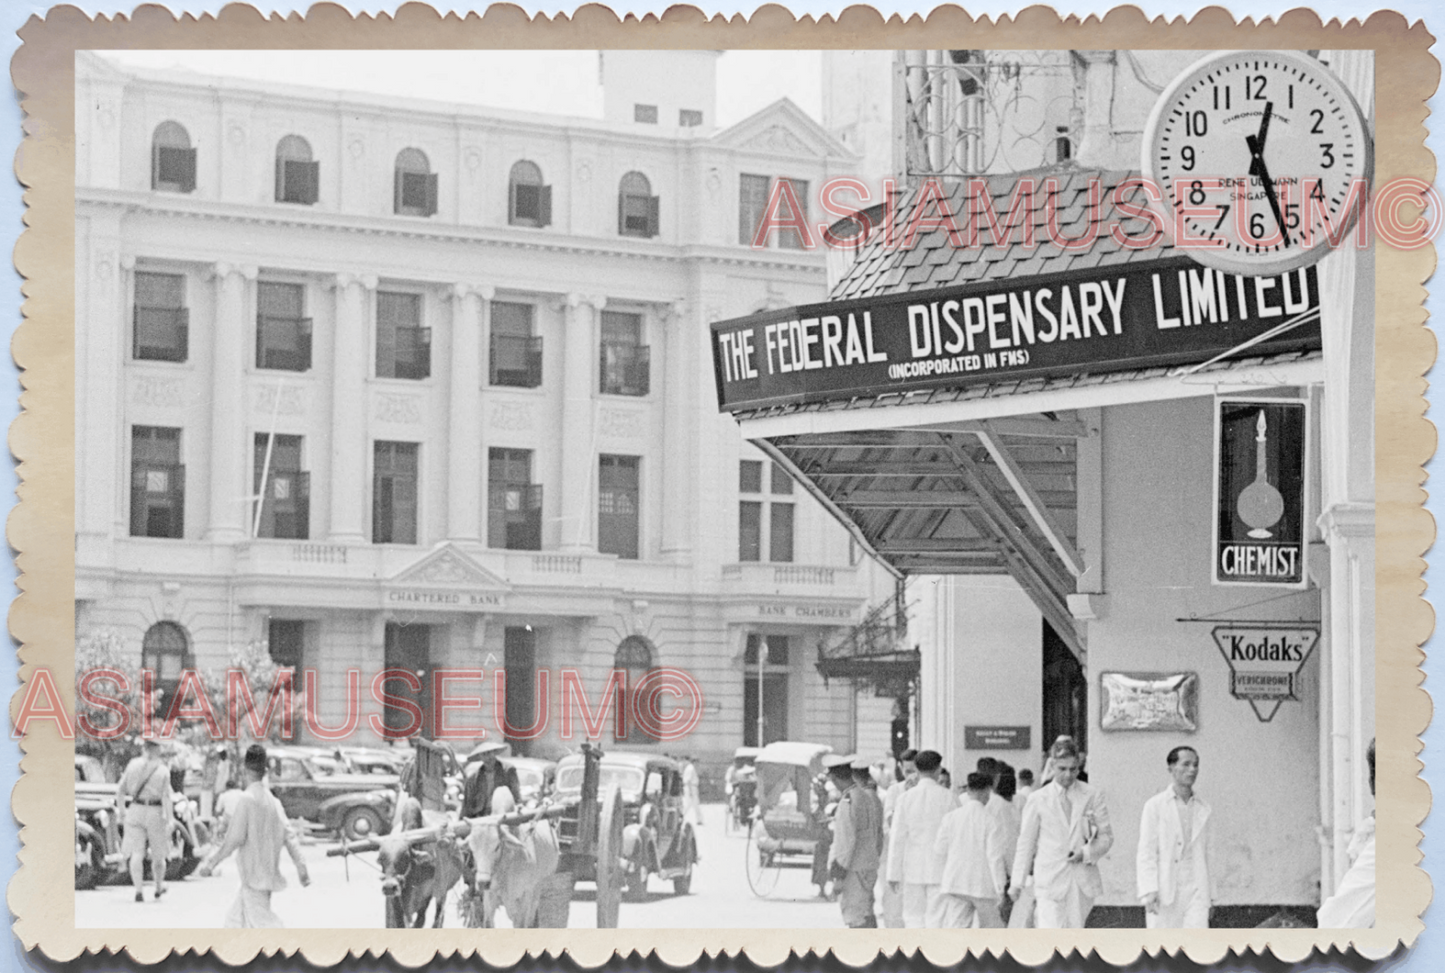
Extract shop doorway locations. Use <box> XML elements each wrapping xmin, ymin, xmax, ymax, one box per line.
<box><xmin>503</xmin><ymin>626</ymin><xmax>537</xmax><ymax>753</ymax></box>
<box><xmin>383</xmin><ymin>621</ymin><xmax>431</xmax><ymax>739</ymax></box>
<box><xmin>1042</xmin><ymin>620</ymin><xmax>1087</xmax><ymax>758</ymax></box>
<box><xmin>743</xmin><ymin>634</ymin><xmax>790</xmax><ymax>746</ymax></box>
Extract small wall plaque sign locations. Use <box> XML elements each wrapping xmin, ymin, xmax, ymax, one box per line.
<box><xmin>1100</xmin><ymin>671</ymin><xmax>1199</xmax><ymax>732</ymax></box>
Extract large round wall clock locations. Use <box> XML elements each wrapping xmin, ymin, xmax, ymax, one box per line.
<box><xmin>1142</xmin><ymin>50</ymin><xmax>1373</xmax><ymax>277</ymax></box>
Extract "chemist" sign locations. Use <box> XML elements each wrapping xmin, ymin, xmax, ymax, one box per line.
<box><xmin>710</xmin><ymin>257</ymin><xmax>1319</xmax><ymax>412</ymax></box>
<box><xmin>1213</xmin><ymin>399</ymin><xmax>1309</xmax><ymax>588</ymax></box>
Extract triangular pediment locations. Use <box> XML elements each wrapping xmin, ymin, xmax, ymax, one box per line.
<box><xmin>712</xmin><ymin>98</ymin><xmax>855</xmax><ymax>161</ymax></box>
<box><xmin>389</xmin><ymin>543</ymin><xmax>510</xmax><ymax>590</ymax></box>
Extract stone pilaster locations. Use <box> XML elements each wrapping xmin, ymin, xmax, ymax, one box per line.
<box><xmin>660</xmin><ymin>299</ymin><xmax>695</xmax><ymax>560</ymax></box>
<box><xmin>559</xmin><ymin>293</ymin><xmax>602</xmax><ymax>552</ymax></box>
<box><xmin>329</xmin><ymin>272</ymin><xmax>377</xmax><ymax>542</ymax></box>
<box><xmin>206</xmin><ymin>262</ymin><xmax>257</xmax><ymax>542</ymax></box>
<box><xmin>446</xmin><ymin>283</ymin><xmax>490</xmax><ymax>541</ymax></box>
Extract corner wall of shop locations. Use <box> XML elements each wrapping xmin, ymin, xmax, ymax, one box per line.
<box><xmin>1090</xmin><ymin>398</ymin><xmax>1322</xmax><ymax>907</ymax></box>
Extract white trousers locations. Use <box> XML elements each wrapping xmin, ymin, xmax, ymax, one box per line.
<box><xmin>900</xmin><ymin>882</ymin><xmax>940</xmax><ymax>928</ymax></box>
<box><xmin>1146</xmin><ymin>861</ymin><xmax>1210</xmax><ymax>929</ymax></box>
<box><xmin>1035</xmin><ymin>881</ymin><xmax>1093</xmax><ymax>929</ymax></box>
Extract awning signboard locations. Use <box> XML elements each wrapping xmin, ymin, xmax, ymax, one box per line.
<box><xmin>711</xmin><ymin>258</ymin><xmax>1318</xmax><ymax>413</ymax></box>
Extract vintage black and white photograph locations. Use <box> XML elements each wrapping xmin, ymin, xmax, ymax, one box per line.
<box><xmin>64</xmin><ymin>40</ymin><xmax>1381</xmax><ymax>939</ymax></box>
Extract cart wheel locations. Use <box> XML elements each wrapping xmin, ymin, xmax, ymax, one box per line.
<box><xmin>745</xmin><ymin>820</ymin><xmax>782</xmax><ymax>897</ymax></box>
<box><xmin>594</xmin><ymin>784</ymin><xmax>623</xmax><ymax>929</ymax></box>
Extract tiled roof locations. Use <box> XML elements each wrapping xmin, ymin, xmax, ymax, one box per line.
<box><xmin>832</xmin><ymin>167</ymin><xmax>1167</xmax><ymax>302</ymax></box>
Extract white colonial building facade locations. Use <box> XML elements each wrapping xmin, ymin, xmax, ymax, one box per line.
<box><xmin>73</xmin><ymin>50</ymin><xmax>894</xmax><ymax>775</ymax></box>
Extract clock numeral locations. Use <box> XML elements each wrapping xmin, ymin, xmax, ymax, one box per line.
<box><xmin>1188</xmin><ymin>181</ymin><xmax>1207</xmax><ymax>206</ymax></box>
<box><xmin>1212</xmin><ymin>85</ymin><xmax>1231</xmax><ymax>110</ymax></box>
<box><xmin>1180</xmin><ymin>145</ymin><xmax>1196</xmax><ymax>171</ymax></box>
<box><xmin>1246</xmin><ymin>74</ymin><xmax>1268</xmax><ymax>100</ymax></box>
<box><xmin>1184</xmin><ymin>110</ymin><xmax>1208</xmax><ymax>138</ymax></box>
<box><xmin>1214</xmin><ymin>204</ymin><xmax>1231</xmax><ymax>230</ymax></box>
<box><xmin>1320</xmin><ymin>143</ymin><xmax>1335</xmax><ymax>168</ymax></box>
<box><xmin>1285</xmin><ymin>203</ymin><xmax>1300</xmax><ymax>231</ymax></box>
<box><xmin>1310</xmin><ymin>109</ymin><xmax>1325</xmax><ymax>135</ymax></box>
<box><xmin>1250</xmin><ymin>212</ymin><xmax>1266</xmax><ymax>239</ymax></box>
<box><xmin>1310</xmin><ymin>181</ymin><xmax>1326</xmax><ymax>202</ymax></box>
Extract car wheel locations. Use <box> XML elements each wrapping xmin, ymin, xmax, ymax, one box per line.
<box><xmin>672</xmin><ymin>857</ymin><xmax>692</xmax><ymax>896</ymax></box>
<box><xmin>75</xmin><ymin>831</ymin><xmax>102</xmax><ymax>891</ymax></box>
<box><xmin>341</xmin><ymin>805</ymin><xmax>385</xmax><ymax>842</ymax></box>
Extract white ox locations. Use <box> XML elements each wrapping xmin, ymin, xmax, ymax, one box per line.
<box><xmin>465</xmin><ymin>788</ymin><xmax>561</xmax><ymax>928</ymax></box>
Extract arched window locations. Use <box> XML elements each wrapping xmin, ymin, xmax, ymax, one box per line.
<box><xmin>151</xmin><ymin>121</ymin><xmax>195</xmax><ymax>193</ymax></box>
<box><xmin>507</xmin><ymin>160</ymin><xmax>551</xmax><ymax>227</ymax></box>
<box><xmin>394</xmin><ymin>147</ymin><xmax>437</xmax><ymax>217</ymax></box>
<box><xmin>141</xmin><ymin>621</ymin><xmax>194</xmax><ymax>719</ymax></box>
<box><xmin>617</xmin><ymin>171</ymin><xmax>659</xmax><ymax>238</ymax></box>
<box><xmin>615</xmin><ymin>635</ymin><xmax>658</xmax><ymax>743</ymax></box>
<box><xmin>275</xmin><ymin>135</ymin><xmax>318</xmax><ymax>205</ymax></box>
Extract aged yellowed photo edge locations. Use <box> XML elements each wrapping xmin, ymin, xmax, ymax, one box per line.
<box><xmin>8</xmin><ymin>2</ymin><xmax>1436</xmax><ymax>966</ymax></box>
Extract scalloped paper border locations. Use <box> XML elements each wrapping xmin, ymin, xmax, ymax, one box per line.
<box><xmin>9</xmin><ymin>3</ymin><xmax>1436</xmax><ymax>967</ymax></box>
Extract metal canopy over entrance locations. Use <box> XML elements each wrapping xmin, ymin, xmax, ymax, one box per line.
<box><xmin>761</xmin><ymin>415</ymin><xmax>1086</xmax><ymax>658</ymax></box>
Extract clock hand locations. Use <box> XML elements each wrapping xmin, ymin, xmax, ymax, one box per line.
<box><xmin>1244</xmin><ymin>102</ymin><xmax>1289</xmax><ymax>246</ymax></box>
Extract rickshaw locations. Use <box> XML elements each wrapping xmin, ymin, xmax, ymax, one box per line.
<box><xmin>724</xmin><ymin>746</ymin><xmax>760</xmax><ymax>835</ymax></box>
<box><xmin>744</xmin><ymin>741</ymin><xmax>834</xmax><ymax>897</ymax></box>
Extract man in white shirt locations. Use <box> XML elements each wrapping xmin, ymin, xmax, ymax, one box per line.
<box><xmin>933</xmin><ymin>772</ymin><xmax>1008</xmax><ymax>928</ymax></box>
<box><xmin>1136</xmin><ymin>746</ymin><xmax>1212</xmax><ymax>928</ymax></box>
<box><xmin>886</xmin><ymin>749</ymin><xmax>956</xmax><ymax>927</ymax></box>
<box><xmin>1010</xmin><ymin>737</ymin><xmax>1113</xmax><ymax>929</ymax></box>
<box><xmin>877</xmin><ymin>749</ymin><xmax>917</xmax><ymax>928</ymax></box>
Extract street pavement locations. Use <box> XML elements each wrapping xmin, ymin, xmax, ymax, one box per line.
<box><xmin>75</xmin><ymin>804</ymin><xmax>848</xmax><ymax>929</ymax></box>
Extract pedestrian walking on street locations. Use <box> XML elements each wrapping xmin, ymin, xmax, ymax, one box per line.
<box><xmin>1016</xmin><ymin>768</ymin><xmax>1036</xmax><ymax>801</ymax></box>
<box><xmin>886</xmin><ymin>749</ymin><xmax>955</xmax><ymax>928</ymax></box>
<box><xmin>1137</xmin><ymin>746</ymin><xmax>1212</xmax><ymax>928</ymax></box>
<box><xmin>115</xmin><ymin>737</ymin><xmax>173</xmax><ymax>903</ymax></box>
<box><xmin>933</xmin><ymin>772</ymin><xmax>1009</xmax><ymax>928</ymax></box>
<box><xmin>682</xmin><ymin>755</ymin><xmax>703</xmax><ymax>827</ymax></box>
<box><xmin>825</xmin><ymin>755</ymin><xmax>883</xmax><ymax>927</ymax></box>
<box><xmin>197</xmin><ymin>744</ymin><xmax>311</xmax><ymax>928</ymax></box>
<box><xmin>877</xmin><ymin>749</ymin><xmax>918</xmax><ymax>928</ymax></box>
<box><xmin>1010</xmin><ymin>737</ymin><xmax>1113</xmax><ymax>929</ymax></box>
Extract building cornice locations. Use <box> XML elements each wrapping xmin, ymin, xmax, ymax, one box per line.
<box><xmin>77</xmin><ymin>187</ymin><xmax>829</xmax><ymax>276</ymax></box>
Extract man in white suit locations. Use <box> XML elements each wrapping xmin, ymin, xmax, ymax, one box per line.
<box><xmin>1009</xmin><ymin>738</ymin><xmax>1114</xmax><ymax>929</ymax></box>
<box><xmin>886</xmin><ymin>749</ymin><xmax>955</xmax><ymax>927</ymax></box>
<box><xmin>1136</xmin><ymin>746</ymin><xmax>1212</xmax><ymax>928</ymax></box>
<box><xmin>933</xmin><ymin>772</ymin><xmax>1009</xmax><ymax>928</ymax></box>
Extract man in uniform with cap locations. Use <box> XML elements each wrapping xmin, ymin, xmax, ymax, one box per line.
<box><xmin>460</xmin><ymin>740</ymin><xmax>521</xmax><ymax>819</ymax></box>
<box><xmin>826</xmin><ymin>754</ymin><xmax>883</xmax><ymax>927</ymax></box>
<box><xmin>115</xmin><ymin>737</ymin><xmax>172</xmax><ymax>903</ymax></box>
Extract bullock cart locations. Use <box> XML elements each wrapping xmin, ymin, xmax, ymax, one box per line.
<box><xmin>328</xmin><ymin>743</ymin><xmax>624</xmax><ymax>928</ymax></box>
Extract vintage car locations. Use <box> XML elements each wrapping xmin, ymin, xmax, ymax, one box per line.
<box><xmin>339</xmin><ymin>747</ymin><xmax>411</xmax><ymax>777</ymax></box>
<box><xmin>74</xmin><ymin>779</ymin><xmax>209</xmax><ymax>890</ymax></box>
<box><xmin>266</xmin><ymin>748</ymin><xmax>400</xmax><ymax>841</ymax></box>
<box><xmin>554</xmin><ymin>751</ymin><xmax>696</xmax><ymax>898</ymax></box>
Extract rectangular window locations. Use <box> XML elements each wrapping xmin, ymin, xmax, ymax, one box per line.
<box><xmin>739</xmin><ymin>500</ymin><xmax>762</xmax><ymax>562</ymax></box>
<box><xmin>740</xmin><ymin>460</ymin><xmax>794</xmax><ymax>562</ymax></box>
<box><xmin>509</xmin><ymin>183</ymin><xmax>553</xmax><ymax>227</ymax></box>
<box><xmin>267</xmin><ymin>619</ymin><xmax>306</xmax><ymax>669</ymax></box>
<box><xmin>133</xmin><ymin>271</ymin><xmax>188</xmax><ymax>362</ymax></box>
<box><xmin>383</xmin><ymin>622</ymin><xmax>430</xmax><ymax>738</ymax></box>
<box><xmin>744</xmin><ymin>633</ymin><xmax>791</xmax><ymax>666</ymax></box>
<box><xmin>489</xmin><ymin>302</ymin><xmax>543</xmax><ymax>388</ymax></box>
<box><xmin>130</xmin><ymin>426</ymin><xmax>184</xmax><ymax>538</ymax></box>
<box><xmin>770</xmin><ymin>501</ymin><xmax>795</xmax><ymax>563</ymax></box>
<box><xmin>373</xmin><ymin>441</ymin><xmax>419</xmax><ymax>544</ymax></box>
<box><xmin>739</xmin><ymin>173</ymin><xmax>771</xmax><ymax>246</ymax></box>
<box><xmin>634</xmin><ymin>104</ymin><xmax>659</xmax><ymax>124</ymax></box>
<box><xmin>256</xmin><ymin>281</ymin><xmax>311</xmax><ymax>371</ymax></box>
<box><xmin>488</xmin><ymin>448</ymin><xmax>542</xmax><ymax>550</ymax></box>
<box><xmin>394</xmin><ymin>170</ymin><xmax>439</xmax><ymax>217</ymax></box>
<box><xmin>739</xmin><ymin>459</ymin><xmax>763</xmax><ymax>494</ymax></box>
<box><xmin>598</xmin><ymin>455</ymin><xmax>640</xmax><ymax>560</ymax></box>
<box><xmin>618</xmin><ymin>192</ymin><xmax>660</xmax><ymax>238</ymax></box>
<box><xmin>599</xmin><ymin>311</ymin><xmax>650</xmax><ymax>396</ymax></box>
<box><xmin>253</xmin><ymin>433</ymin><xmax>309</xmax><ymax>540</ymax></box>
<box><xmin>679</xmin><ymin>109</ymin><xmax>704</xmax><ymax>127</ymax></box>
<box><xmin>275</xmin><ymin>159</ymin><xmax>319</xmax><ymax>205</ymax></box>
<box><xmin>376</xmin><ymin>292</ymin><xmax>430</xmax><ymax>380</ymax></box>
<box><xmin>152</xmin><ymin>146</ymin><xmax>196</xmax><ymax>193</ymax></box>
<box><xmin>776</xmin><ymin>177</ymin><xmax>810</xmax><ymax>250</ymax></box>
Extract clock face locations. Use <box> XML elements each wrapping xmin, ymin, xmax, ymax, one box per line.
<box><xmin>1143</xmin><ymin>50</ymin><xmax>1373</xmax><ymax>277</ymax></box>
